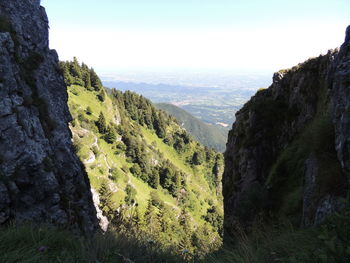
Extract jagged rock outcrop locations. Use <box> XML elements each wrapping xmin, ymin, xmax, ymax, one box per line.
<box><xmin>91</xmin><ymin>188</ymin><xmax>109</xmax><ymax>232</ymax></box>
<box><xmin>223</xmin><ymin>26</ymin><xmax>350</xmax><ymax>238</ymax></box>
<box><xmin>0</xmin><ymin>0</ymin><xmax>98</xmax><ymax>232</ymax></box>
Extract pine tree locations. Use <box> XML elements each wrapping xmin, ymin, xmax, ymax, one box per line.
<box><xmin>171</xmin><ymin>171</ymin><xmax>181</xmax><ymax>195</ymax></box>
<box><xmin>179</xmin><ymin>208</ymin><xmax>192</xmax><ymax>233</ymax></box>
<box><xmin>132</xmin><ymin>206</ymin><xmax>143</xmax><ymax>227</ymax></box>
<box><xmin>96</xmin><ymin>112</ymin><xmax>107</xmax><ymax>134</ymax></box>
<box><xmin>191</xmin><ymin>151</ymin><xmax>205</xmax><ymax>165</ymax></box>
<box><xmin>70</xmin><ymin>57</ymin><xmax>82</xmax><ymax>79</ymax></box>
<box><xmin>97</xmin><ymin>90</ymin><xmax>106</xmax><ymax>102</ymax></box>
<box><xmin>59</xmin><ymin>61</ymin><xmax>73</xmax><ymax>85</ymax></box>
<box><xmin>104</xmin><ymin>126</ymin><xmax>116</xmax><ymax>144</ymax></box>
<box><xmin>82</xmin><ymin>71</ymin><xmax>92</xmax><ymax>90</ymax></box>
<box><xmin>130</xmin><ymin>163</ymin><xmax>142</xmax><ymax>178</ymax></box>
<box><xmin>144</xmin><ymin>199</ymin><xmax>160</xmax><ymax>236</ymax></box>
<box><xmin>90</xmin><ymin>68</ymin><xmax>102</xmax><ymax>91</ymax></box>
<box><xmin>153</xmin><ymin>112</ymin><xmax>166</xmax><ymax>138</ymax></box>
<box><xmin>150</xmin><ymin>168</ymin><xmax>160</xmax><ymax>189</ymax></box>
<box><xmin>99</xmin><ymin>181</ymin><xmax>114</xmax><ymax>220</ymax></box>
<box><xmin>124</xmin><ymin>184</ymin><xmax>137</xmax><ymax>206</ymax></box>
<box><xmin>159</xmin><ymin>205</ymin><xmax>174</xmax><ymax>233</ymax></box>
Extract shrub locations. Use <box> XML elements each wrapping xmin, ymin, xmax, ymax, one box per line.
<box><xmin>86</xmin><ymin>106</ymin><xmax>93</xmax><ymax>115</ymax></box>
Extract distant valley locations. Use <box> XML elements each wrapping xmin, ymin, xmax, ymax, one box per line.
<box><xmin>103</xmin><ymin>73</ymin><xmax>270</xmax><ymax>129</ymax></box>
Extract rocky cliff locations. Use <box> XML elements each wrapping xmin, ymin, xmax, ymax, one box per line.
<box><xmin>223</xmin><ymin>26</ymin><xmax>350</xmax><ymax>237</ymax></box>
<box><xmin>0</xmin><ymin>0</ymin><xmax>98</xmax><ymax>232</ymax></box>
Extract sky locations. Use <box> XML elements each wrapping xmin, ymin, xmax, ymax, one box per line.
<box><xmin>42</xmin><ymin>0</ymin><xmax>349</xmax><ymax>74</ymax></box>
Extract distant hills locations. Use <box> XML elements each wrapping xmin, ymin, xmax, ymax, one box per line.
<box><xmin>156</xmin><ymin>103</ymin><xmax>228</xmax><ymax>152</ymax></box>
<box><xmin>103</xmin><ymin>80</ymin><xmax>258</xmax><ymax>127</ymax></box>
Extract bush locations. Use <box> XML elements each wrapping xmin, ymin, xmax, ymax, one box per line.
<box><xmin>109</xmin><ymin>168</ymin><xmax>121</xmax><ymax>181</ymax></box>
<box><xmin>86</xmin><ymin>106</ymin><xmax>93</xmax><ymax>115</ymax></box>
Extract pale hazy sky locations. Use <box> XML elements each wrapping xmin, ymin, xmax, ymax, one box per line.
<box><xmin>42</xmin><ymin>0</ymin><xmax>349</xmax><ymax>73</ymax></box>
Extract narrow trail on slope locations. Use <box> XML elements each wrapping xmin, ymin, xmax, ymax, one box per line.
<box><xmin>126</xmin><ymin>172</ymin><xmax>136</xmax><ymax>188</ymax></box>
<box><xmin>103</xmin><ymin>154</ymin><xmax>119</xmax><ymax>193</ymax></box>
<box><xmin>84</xmin><ymin>152</ymin><xmax>95</xmax><ymax>164</ymax></box>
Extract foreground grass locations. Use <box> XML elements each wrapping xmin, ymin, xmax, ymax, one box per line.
<box><xmin>206</xmin><ymin>206</ymin><xmax>350</xmax><ymax>263</ymax></box>
<box><xmin>0</xmin><ymin>224</ymin><xmax>180</xmax><ymax>263</ymax></box>
<box><xmin>2</xmin><ymin>206</ymin><xmax>350</xmax><ymax>263</ymax></box>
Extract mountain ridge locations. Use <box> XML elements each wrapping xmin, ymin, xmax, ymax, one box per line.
<box><xmin>155</xmin><ymin>103</ymin><xmax>227</xmax><ymax>152</ymax></box>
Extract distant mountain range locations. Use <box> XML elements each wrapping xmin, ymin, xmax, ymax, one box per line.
<box><xmin>156</xmin><ymin>103</ymin><xmax>228</xmax><ymax>152</ymax></box>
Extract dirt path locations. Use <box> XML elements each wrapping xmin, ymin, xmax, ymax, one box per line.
<box><xmin>84</xmin><ymin>152</ymin><xmax>95</xmax><ymax>164</ymax></box>
<box><xmin>102</xmin><ymin>154</ymin><xmax>119</xmax><ymax>193</ymax></box>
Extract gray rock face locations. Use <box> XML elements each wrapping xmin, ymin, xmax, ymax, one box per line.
<box><xmin>331</xmin><ymin>25</ymin><xmax>350</xmax><ymax>183</ymax></box>
<box><xmin>91</xmin><ymin>188</ymin><xmax>109</xmax><ymax>232</ymax></box>
<box><xmin>0</xmin><ymin>0</ymin><xmax>98</xmax><ymax>232</ymax></box>
<box><xmin>223</xmin><ymin>26</ymin><xmax>350</xmax><ymax>238</ymax></box>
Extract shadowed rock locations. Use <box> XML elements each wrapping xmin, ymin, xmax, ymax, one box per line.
<box><xmin>0</xmin><ymin>0</ymin><xmax>98</xmax><ymax>233</ymax></box>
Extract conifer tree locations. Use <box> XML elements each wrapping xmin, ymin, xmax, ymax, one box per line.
<box><xmin>150</xmin><ymin>169</ymin><xmax>160</xmax><ymax>189</ymax></box>
<box><xmin>144</xmin><ymin>199</ymin><xmax>160</xmax><ymax>236</ymax></box>
<box><xmin>59</xmin><ymin>61</ymin><xmax>73</xmax><ymax>85</ymax></box>
<box><xmin>104</xmin><ymin>126</ymin><xmax>116</xmax><ymax>144</ymax></box>
<box><xmin>70</xmin><ymin>57</ymin><xmax>82</xmax><ymax>79</ymax></box>
<box><xmin>90</xmin><ymin>68</ymin><xmax>102</xmax><ymax>91</ymax></box>
<box><xmin>179</xmin><ymin>208</ymin><xmax>192</xmax><ymax>233</ymax></box>
<box><xmin>96</xmin><ymin>112</ymin><xmax>107</xmax><ymax>134</ymax></box>
<box><xmin>130</xmin><ymin>163</ymin><xmax>142</xmax><ymax>178</ymax></box>
<box><xmin>191</xmin><ymin>151</ymin><xmax>205</xmax><ymax>165</ymax></box>
<box><xmin>124</xmin><ymin>184</ymin><xmax>137</xmax><ymax>206</ymax></box>
<box><xmin>97</xmin><ymin>90</ymin><xmax>106</xmax><ymax>102</ymax></box>
<box><xmin>153</xmin><ymin>112</ymin><xmax>166</xmax><ymax>138</ymax></box>
<box><xmin>99</xmin><ymin>181</ymin><xmax>114</xmax><ymax>220</ymax></box>
<box><xmin>132</xmin><ymin>205</ymin><xmax>143</xmax><ymax>228</ymax></box>
<box><xmin>82</xmin><ymin>71</ymin><xmax>92</xmax><ymax>90</ymax></box>
<box><xmin>172</xmin><ymin>171</ymin><xmax>182</xmax><ymax>196</ymax></box>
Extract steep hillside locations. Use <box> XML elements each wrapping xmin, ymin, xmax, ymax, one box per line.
<box><xmin>60</xmin><ymin>59</ymin><xmax>224</xmax><ymax>258</ymax></box>
<box><xmin>156</xmin><ymin>103</ymin><xmax>227</xmax><ymax>152</ymax></box>
<box><xmin>223</xmin><ymin>25</ymin><xmax>350</xmax><ymax>239</ymax></box>
<box><xmin>0</xmin><ymin>0</ymin><xmax>97</xmax><ymax>232</ymax></box>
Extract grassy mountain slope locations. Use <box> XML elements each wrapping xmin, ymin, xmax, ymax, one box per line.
<box><xmin>156</xmin><ymin>103</ymin><xmax>228</xmax><ymax>152</ymax></box>
<box><xmin>61</xmin><ymin>59</ymin><xmax>224</xmax><ymax>259</ymax></box>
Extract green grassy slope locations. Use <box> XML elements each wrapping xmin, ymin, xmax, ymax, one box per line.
<box><xmin>156</xmin><ymin>103</ymin><xmax>228</xmax><ymax>152</ymax></box>
<box><xmin>68</xmin><ymin>84</ymin><xmax>223</xmax><ymax>218</ymax></box>
<box><xmin>61</xmin><ymin>59</ymin><xmax>224</xmax><ymax>259</ymax></box>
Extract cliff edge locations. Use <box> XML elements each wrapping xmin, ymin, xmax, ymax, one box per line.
<box><xmin>223</xmin><ymin>26</ymin><xmax>350</xmax><ymax>237</ymax></box>
<box><xmin>0</xmin><ymin>0</ymin><xmax>98</xmax><ymax>232</ymax></box>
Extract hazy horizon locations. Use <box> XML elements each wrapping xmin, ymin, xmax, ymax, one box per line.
<box><xmin>42</xmin><ymin>0</ymin><xmax>349</xmax><ymax>77</ymax></box>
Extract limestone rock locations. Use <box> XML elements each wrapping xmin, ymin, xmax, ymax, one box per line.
<box><xmin>0</xmin><ymin>0</ymin><xmax>98</xmax><ymax>232</ymax></box>
<box><xmin>91</xmin><ymin>188</ymin><xmax>109</xmax><ymax>232</ymax></box>
<box><xmin>331</xmin><ymin>25</ymin><xmax>350</xmax><ymax>182</ymax></box>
